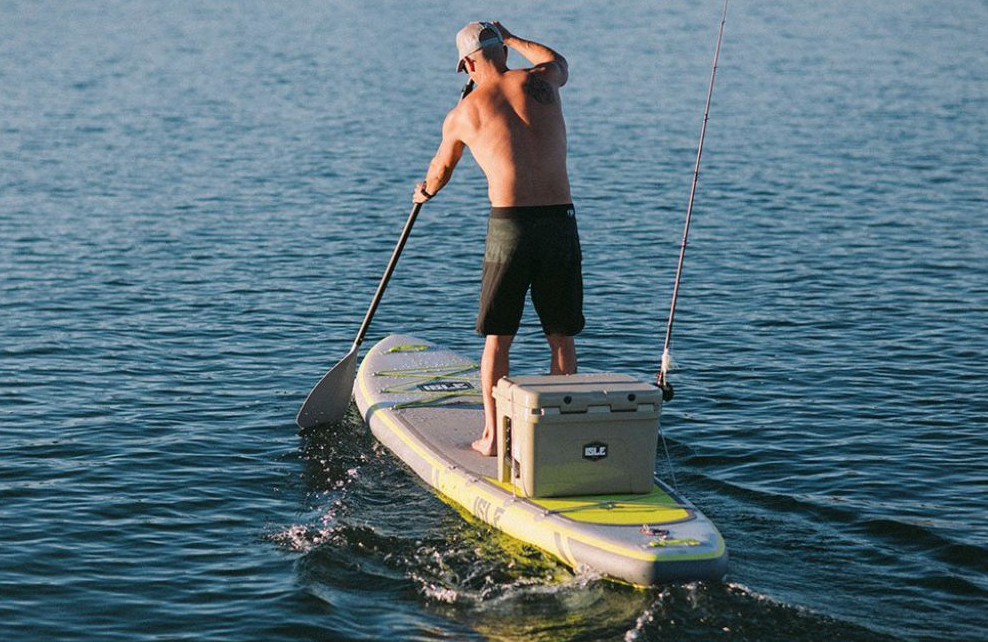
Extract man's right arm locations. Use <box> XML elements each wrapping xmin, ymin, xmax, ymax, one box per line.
<box><xmin>494</xmin><ymin>22</ymin><xmax>568</xmax><ymax>87</ymax></box>
<box><xmin>413</xmin><ymin>108</ymin><xmax>466</xmax><ymax>204</ymax></box>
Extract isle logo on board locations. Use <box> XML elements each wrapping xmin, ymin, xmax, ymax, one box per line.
<box><xmin>583</xmin><ymin>442</ymin><xmax>608</xmax><ymax>461</ymax></box>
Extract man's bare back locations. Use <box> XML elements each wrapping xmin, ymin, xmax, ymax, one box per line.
<box><xmin>449</xmin><ymin>67</ymin><xmax>571</xmax><ymax>207</ymax></box>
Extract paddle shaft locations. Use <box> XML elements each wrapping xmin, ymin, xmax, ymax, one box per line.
<box><xmin>350</xmin><ymin>79</ymin><xmax>474</xmax><ymax>352</ymax></box>
<box><xmin>351</xmin><ymin>201</ymin><xmax>422</xmax><ymax>351</ymax></box>
<box><xmin>658</xmin><ymin>0</ymin><xmax>730</xmax><ymax>388</ymax></box>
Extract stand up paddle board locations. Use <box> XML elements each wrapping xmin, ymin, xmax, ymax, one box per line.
<box><xmin>353</xmin><ymin>334</ymin><xmax>728</xmax><ymax>586</ymax></box>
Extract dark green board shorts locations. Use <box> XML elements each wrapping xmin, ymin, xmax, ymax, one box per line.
<box><xmin>477</xmin><ymin>204</ymin><xmax>585</xmax><ymax>336</ymax></box>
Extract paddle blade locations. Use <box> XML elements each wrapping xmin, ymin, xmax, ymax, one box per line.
<box><xmin>296</xmin><ymin>348</ymin><xmax>358</xmax><ymax>429</ymax></box>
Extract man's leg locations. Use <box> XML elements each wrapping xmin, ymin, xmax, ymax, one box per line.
<box><xmin>475</xmin><ymin>334</ymin><xmax>514</xmax><ymax>456</ymax></box>
<box><xmin>546</xmin><ymin>334</ymin><xmax>577</xmax><ymax>375</ymax></box>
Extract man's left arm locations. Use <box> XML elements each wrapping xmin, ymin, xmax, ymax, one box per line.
<box><xmin>414</xmin><ymin>110</ymin><xmax>466</xmax><ymax>203</ymax></box>
<box><xmin>494</xmin><ymin>22</ymin><xmax>568</xmax><ymax>87</ymax></box>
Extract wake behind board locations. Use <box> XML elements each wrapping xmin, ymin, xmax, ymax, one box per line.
<box><xmin>353</xmin><ymin>334</ymin><xmax>728</xmax><ymax>586</ymax></box>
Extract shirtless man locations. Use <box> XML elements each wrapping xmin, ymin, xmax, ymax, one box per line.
<box><xmin>413</xmin><ymin>21</ymin><xmax>584</xmax><ymax>456</ymax></box>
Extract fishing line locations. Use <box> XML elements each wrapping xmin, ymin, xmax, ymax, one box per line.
<box><xmin>656</xmin><ymin>0</ymin><xmax>730</xmax><ymax>491</ymax></box>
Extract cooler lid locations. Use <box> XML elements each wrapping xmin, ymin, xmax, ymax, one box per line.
<box><xmin>495</xmin><ymin>373</ymin><xmax>663</xmax><ymax>412</ymax></box>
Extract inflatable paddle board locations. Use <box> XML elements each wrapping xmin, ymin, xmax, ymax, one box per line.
<box><xmin>353</xmin><ymin>334</ymin><xmax>728</xmax><ymax>586</ymax></box>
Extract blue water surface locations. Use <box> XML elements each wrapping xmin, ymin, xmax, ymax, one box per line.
<box><xmin>1</xmin><ymin>1</ymin><xmax>986</xmax><ymax>640</ymax></box>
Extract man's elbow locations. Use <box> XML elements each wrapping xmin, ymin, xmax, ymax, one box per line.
<box><xmin>428</xmin><ymin>159</ymin><xmax>455</xmax><ymax>184</ymax></box>
<box><xmin>557</xmin><ymin>56</ymin><xmax>569</xmax><ymax>87</ymax></box>
<box><xmin>553</xmin><ymin>56</ymin><xmax>569</xmax><ymax>86</ymax></box>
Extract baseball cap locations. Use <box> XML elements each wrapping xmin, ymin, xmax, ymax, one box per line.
<box><xmin>455</xmin><ymin>21</ymin><xmax>504</xmax><ymax>72</ymax></box>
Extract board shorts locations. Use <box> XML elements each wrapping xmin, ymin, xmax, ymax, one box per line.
<box><xmin>476</xmin><ymin>204</ymin><xmax>585</xmax><ymax>336</ymax></box>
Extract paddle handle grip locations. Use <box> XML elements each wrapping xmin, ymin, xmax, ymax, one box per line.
<box><xmin>353</xmin><ymin>202</ymin><xmax>423</xmax><ymax>350</ymax></box>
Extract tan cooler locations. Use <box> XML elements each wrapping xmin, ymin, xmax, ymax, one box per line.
<box><xmin>493</xmin><ymin>373</ymin><xmax>663</xmax><ymax>498</ymax></box>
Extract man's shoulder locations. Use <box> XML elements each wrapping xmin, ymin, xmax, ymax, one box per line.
<box><xmin>443</xmin><ymin>98</ymin><xmax>477</xmax><ymax>137</ymax></box>
<box><xmin>448</xmin><ymin>96</ymin><xmax>477</xmax><ymax>120</ymax></box>
<box><xmin>505</xmin><ymin>64</ymin><xmax>565</xmax><ymax>90</ymax></box>
<box><xmin>503</xmin><ymin>68</ymin><xmax>541</xmax><ymax>82</ymax></box>
<box><xmin>500</xmin><ymin>68</ymin><xmax>551</xmax><ymax>92</ymax></box>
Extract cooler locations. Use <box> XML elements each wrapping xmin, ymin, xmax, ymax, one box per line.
<box><xmin>493</xmin><ymin>373</ymin><xmax>663</xmax><ymax>497</ymax></box>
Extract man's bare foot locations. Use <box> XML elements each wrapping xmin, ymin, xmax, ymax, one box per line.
<box><xmin>471</xmin><ymin>435</ymin><xmax>496</xmax><ymax>457</ymax></box>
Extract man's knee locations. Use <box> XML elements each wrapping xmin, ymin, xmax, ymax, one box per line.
<box><xmin>483</xmin><ymin>334</ymin><xmax>514</xmax><ymax>365</ymax></box>
<box><xmin>546</xmin><ymin>333</ymin><xmax>577</xmax><ymax>374</ymax></box>
<box><xmin>546</xmin><ymin>333</ymin><xmax>575</xmax><ymax>351</ymax></box>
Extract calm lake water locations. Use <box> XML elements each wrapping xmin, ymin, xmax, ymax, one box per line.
<box><xmin>2</xmin><ymin>1</ymin><xmax>986</xmax><ymax>640</ymax></box>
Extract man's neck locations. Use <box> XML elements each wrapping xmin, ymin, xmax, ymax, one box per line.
<box><xmin>472</xmin><ymin>61</ymin><xmax>508</xmax><ymax>85</ymax></box>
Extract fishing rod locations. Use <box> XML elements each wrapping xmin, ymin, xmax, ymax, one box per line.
<box><xmin>654</xmin><ymin>0</ymin><xmax>729</xmax><ymax>492</ymax></box>
<box><xmin>658</xmin><ymin>0</ymin><xmax>730</xmax><ymax>400</ymax></box>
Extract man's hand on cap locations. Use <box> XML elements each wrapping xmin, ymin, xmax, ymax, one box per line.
<box><xmin>491</xmin><ymin>21</ymin><xmax>513</xmax><ymax>42</ymax></box>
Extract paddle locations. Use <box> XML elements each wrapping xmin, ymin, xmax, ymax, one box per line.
<box><xmin>296</xmin><ymin>80</ymin><xmax>475</xmax><ymax>430</ymax></box>
<box><xmin>295</xmin><ymin>201</ymin><xmax>423</xmax><ymax>429</ymax></box>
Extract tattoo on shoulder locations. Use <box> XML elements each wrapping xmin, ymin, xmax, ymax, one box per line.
<box><xmin>523</xmin><ymin>76</ymin><xmax>556</xmax><ymax>105</ymax></box>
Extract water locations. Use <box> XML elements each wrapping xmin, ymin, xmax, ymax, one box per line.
<box><xmin>2</xmin><ymin>1</ymin><xmax>986</xmax><ymax>640</ymax></box>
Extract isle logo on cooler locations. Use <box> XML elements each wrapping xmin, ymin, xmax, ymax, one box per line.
<box><xmin>582</xmin><ymin>442</ymin><xmax>608</xmax><ymax>461</ymax></box>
